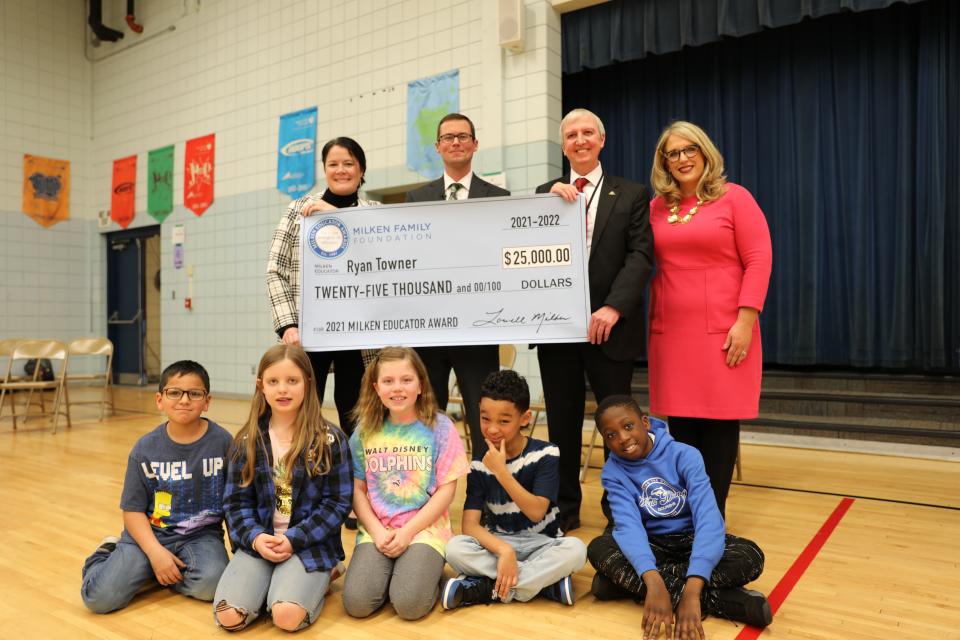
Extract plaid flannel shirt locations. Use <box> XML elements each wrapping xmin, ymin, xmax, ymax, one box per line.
<box><xmin>266</xmin><ymin>194</ymin><xmax>379</xmax><ymax>337</ymax></box>
<box><xmin>223</xmin><ymin>413</ymin><xmax>354</xmax><ymax>572</ymax></box>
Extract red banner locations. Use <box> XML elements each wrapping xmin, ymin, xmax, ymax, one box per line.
<box><xmin>184</xmin><ymin>133</ymin><xmax>215</xmax><ymax>216</ymax></box>
<box><xmin>111</xmin><ymin>155</ymin><xmax>137</xmax><ymax>229</ymax></box>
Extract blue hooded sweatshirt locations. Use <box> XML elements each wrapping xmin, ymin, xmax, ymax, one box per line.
<box><xmin>602</xmin><ymin>417</ymin><xmax>725</xmax><ymax>581</ymax></box>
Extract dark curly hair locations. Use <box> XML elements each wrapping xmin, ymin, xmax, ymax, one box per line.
<box><xmin>479</xmin><ymin>369</ymin><xmax>530</xmax><ymax>412</ymax></box>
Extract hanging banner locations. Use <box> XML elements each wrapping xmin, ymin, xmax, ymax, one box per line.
<box><xmin>22</xmin><ymin>154</ymin><xmax>70</xmax><ymax>227</ymax></box>
<box><xmin>406</xmin><ymin>69</ymin><xmax>459</xmax><ymax>179</ymax></box>
<box><xmin>184</xmin><ymin>133</ymin><xmax>215</xmax><ymax>216</ymax></box>
<box><xmin>111</xmin><ymin>155</ymin><xmax>137</xmax><ymax>229</ymax></box>
<box><xmin>147</xmin><ymin>145</ymin><xmax>174</xmax><ymax>222</ymax></box>
<box><xmin>277</xmin><ymin>107</ymin><xmax>317</xmax><ymax>199</ymax></box>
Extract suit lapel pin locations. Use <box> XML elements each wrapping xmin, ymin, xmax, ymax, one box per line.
<box><xmin>608</xmin><ymin>191</ymin><xmax>616</xmax><ymax>196</ymax></box>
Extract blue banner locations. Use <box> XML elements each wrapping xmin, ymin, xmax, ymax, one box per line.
<box><xmin>277</xmin><ymin>107</ymin><xmax>317</xmax><ymax>198</ymax></box>
<box><xmin>406</xmin><ymin>70</ymin><xmax>459</xmax><ymax>179</ymax></box>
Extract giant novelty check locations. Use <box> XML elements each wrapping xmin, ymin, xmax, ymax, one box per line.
<box><xmin>299</xmin><ymin>193</ymin><xmax>590</xmax><ymax>350</ymax></box>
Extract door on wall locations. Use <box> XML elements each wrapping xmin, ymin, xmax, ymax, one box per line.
<box><xmin>106</xmin><ymin>226</ymin><xmax>160</xmax><ymax>385</ymax></box>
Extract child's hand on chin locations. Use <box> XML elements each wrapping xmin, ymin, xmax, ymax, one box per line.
<box><xmin>482</xmin><ymin>439</ymin><xmax>509</xmax><ymax>476</ymax></box>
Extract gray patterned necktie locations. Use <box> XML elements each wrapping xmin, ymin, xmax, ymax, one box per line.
<box><xmin>446</xmin><ymin>182</ymin><xmax>463</xmax><ymax>201</ymax></box>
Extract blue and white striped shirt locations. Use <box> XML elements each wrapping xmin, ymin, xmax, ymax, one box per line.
<box><xmin>464</xmin><ymin>437</ymin><xmax>561</xmax><ymax>537</ymax></box>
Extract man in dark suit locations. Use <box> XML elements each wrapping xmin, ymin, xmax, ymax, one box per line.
<box><xmin>406</xmin><ymin>113</ymin><xmax>510</xmax><ymax>458</ymax></box>
<box><xmin>535</xmin><ymin>108</ymin><xmax>654</xmax><ymax>532</ymax></box>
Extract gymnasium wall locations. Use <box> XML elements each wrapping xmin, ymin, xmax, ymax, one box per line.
<box><xmin>0</xmin><ymin>0</ymin><xmax>102</xmax><ymax>342</ymax></box>
<box><xmin>1</xmin><ymin>0</ymin><xmax>565</xmax><ymax>397</ymax></box>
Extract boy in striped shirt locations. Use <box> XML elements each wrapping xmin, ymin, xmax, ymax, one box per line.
<box><xmin>442</xmin><ymin>370</ymin><xmax>587</xmax><ymax>608</ymax></box>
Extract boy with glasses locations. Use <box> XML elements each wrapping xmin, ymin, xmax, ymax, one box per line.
<box><xmin>81</xmin><ymin>361</ymin><xmax>233</xmax><ymax>613</ymax></box>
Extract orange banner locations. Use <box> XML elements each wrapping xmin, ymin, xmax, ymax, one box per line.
<box><xmin>184</xmin><ymin>133</ymin><xmax>215</xmax><ymax>216</ymax></box>
<box><xmin>111</xmin><ymin>155</ymin><xmax>137</xmax><ymax>229</ymax></box>
<box><xmin>22</xmin><ymin>154</ymin><xmax>70</xmax><ymax>227</ymax></box>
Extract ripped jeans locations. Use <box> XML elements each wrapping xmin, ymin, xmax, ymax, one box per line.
<box><xmin>212</xmin><ymin>549</ymin><xmax>331</xmax><ymax>631</ymax></box>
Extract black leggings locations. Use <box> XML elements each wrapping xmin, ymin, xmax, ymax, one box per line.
<box><xmin>667</xmin><ymin>417</ymin><xmax>740</xmax><ymax>518</ymax></box>
<box><xmin>587</xmin><ymin>532</ymin><xmax>764</xmax><ymax>615</ymax></box>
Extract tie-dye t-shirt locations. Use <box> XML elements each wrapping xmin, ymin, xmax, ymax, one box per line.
<box><xmin>349</xmin><ymin>413</ymin><xmax>468</xmax><ymax>555</ymax></box>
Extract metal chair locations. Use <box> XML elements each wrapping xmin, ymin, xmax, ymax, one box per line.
<box><xmin>525</xmin><ymin>391</ymin><xmax>599</xmax><ymax>483</ymax></box>
<box><xmin>528</xmin><ymin>393</ymin><xmax>546</xmax><ymax>440</ymax></box>
<box><xmin>65</xmin><ymin>337</ymin><xmax>115</xmax><ymax>421</ymax></box>
<box><xmin>0</xmin><ymin>340</ymin><xmax>70</xmax><ymax>433</ymax></box>
<box><xmin>579</xmin><ymin>399</ymin><xmax>599</xmax><ymax>482</ymax></box>
<box><xmin>0</xmin><ymin>338</ymin><xmax>53</xmax><ymax>416</ymax></box>
<box><xmin>448</xmin><ymin>344</ymin><xmax>519</xmax><ymax>454</ymax></box>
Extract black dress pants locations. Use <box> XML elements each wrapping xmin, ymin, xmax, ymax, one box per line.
<box><xmin>415</xmin><ymin>345</ymin><xmax>500</xmax><ymax>458</ymax></box>
<box><xmin>537</xmin><ymin>342</ymin><xmax>635</xmax><ymax>522</ymax></box>
<box><xmin>307</xmin><ymin>349</ymin><xmax>364</xmax><ymax>436</ymax></box>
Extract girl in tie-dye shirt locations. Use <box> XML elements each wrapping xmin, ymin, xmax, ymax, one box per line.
<box><xmin>342</xmin><ymin>346</ymin><xmax>469</xmax><ymax>620</ymax></box>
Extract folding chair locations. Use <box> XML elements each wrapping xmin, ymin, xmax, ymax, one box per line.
<box><xmin>1</xmin><ymin>338</ymin><xmax>46</xmax><ymax>415</ymax></box>
<box><xmin>524</xmin><ymin>391</ymin><xmax>599</xmax><ymax>483</ymax></box>
<box><xmin>528</xmin><ymin>393</ymin><xmax>546</xmax><ymax>440</ymax></box>
<box><xmin>65</xmin><ymin>337</ymin><xmax>115</xmax><ymax>420</ymax></box>
<box><xmin>0</xmin><ymin>340</ymin><xmax>70</xmax><ymax>433</ymax></box>
<box><xmin>579</xmin><ymin>399</ymin><xmax>599</xmax><ymax>482</ymax></box>
<box><xmin>449</xmin><ymin>344</ymin><xmax>518</xmax><ymax>454</ymax></box>
<box><xmin>0</xmin><ymin>339</ymin><xmax>27</xmax><ymax>383</ymax></box>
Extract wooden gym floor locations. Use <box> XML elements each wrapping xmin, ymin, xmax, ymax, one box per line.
<box><xmin>1</xmin><ymin>387</ymin><xmax>957</xmax><ymax>639</ymax></box>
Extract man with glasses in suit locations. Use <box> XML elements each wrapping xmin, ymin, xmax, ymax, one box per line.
<box><xmin>406</xmin><ymin>113</ymin><xmax>510</xmax><ymax>458</ymax></box>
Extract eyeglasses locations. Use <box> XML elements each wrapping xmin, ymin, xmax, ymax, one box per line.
<box><xmin>437</xmin><ymin>133</ymin><xmax>474</xmax><ymax>144</ymax></box>
<box><xmin>663</xmin><ymin>144</ymin><xmax>700</xmax><ymax>163</ymax></box>
<box><xmin>162</xmin><ymin>388</ymin><xmax>207</xmax><ymax>401</ymax></box>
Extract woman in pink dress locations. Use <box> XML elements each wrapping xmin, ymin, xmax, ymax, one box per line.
<box><xmin>647</xmin><ymin>121</ymin><xmax>772</xmax><ymax>517</ymax></box>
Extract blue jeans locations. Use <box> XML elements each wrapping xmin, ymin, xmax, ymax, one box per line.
<box><xmin>213</xmin><ymin>550</ymin><xmax>331</xmax><ymax>631</ymax></box>
<box><xmin>445</xmin><ymin>532</ymin><xmax>587</xmax><ymax>602</ymax></box>
<box><xmin>80</xmin><ymin>532</ymin><xmax>229</xmax><ymax>614</ymax></box>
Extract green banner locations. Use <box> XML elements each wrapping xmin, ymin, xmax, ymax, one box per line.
<box><xmin>147</xmin><ymin>145</ymin><xmax>174</xmax><ymax>222</ymax></box>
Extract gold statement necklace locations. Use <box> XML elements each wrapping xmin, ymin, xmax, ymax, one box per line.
<box><xmin>667</xmin><ymin>198</ymin><xmax>704</xmax><ymax>225</ymax></box>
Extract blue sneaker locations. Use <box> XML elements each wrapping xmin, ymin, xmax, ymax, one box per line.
<box><xmin>442</xmin><ymin>574</ymin><xmax>496</xmax><ymax>609</ymax></box>
<box><xmin>539</xmin><ymin>574</ymin><xmax>575</xmax><ymax>605</ymax></box>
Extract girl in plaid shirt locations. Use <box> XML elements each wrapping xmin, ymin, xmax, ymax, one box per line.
<box><xmin>214</xmin><ymin>345</ymin><xmax>353</xmax><ymax>632</ymax></box>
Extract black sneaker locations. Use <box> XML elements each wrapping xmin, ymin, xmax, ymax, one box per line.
<box><xmin>591</xmin><ymin>572</ymin><xmax>634</xmax><ymax>601</ymax></box>
<box><xmin>539</xmin><ymin>574</ymin><xmax>575</xmax><ymax>605</ymax></box>
<box><xmin>441</xmin><ymin>575</ymin><xmax>495</xmax><ymax>609</ymax></box>
<box><xmin>96</xmin><ymin>535</ymin><xmax>120</xmax><ymax>554</ymax></box>
<box><xmin>710</xmin><ymin>588</ymin><xmax>772</xmax><ymax>627</ymax></box>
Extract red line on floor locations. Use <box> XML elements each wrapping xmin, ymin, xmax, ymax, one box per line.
<box><xmin>734</xmin><ymin>496</ymin><xmax>855</xmax><ymax>640</ymax></box>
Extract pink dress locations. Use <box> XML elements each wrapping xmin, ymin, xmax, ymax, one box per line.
<box><xmin>648</xmin><ymin>183</ymin><xmax>772</xmax><ymax>419</ymax></box>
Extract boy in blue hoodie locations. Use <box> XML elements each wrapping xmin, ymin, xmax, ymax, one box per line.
<box><xmin>587</xmin><ymin>395</ymin><xmax>770</xmax><ymax>639</ymax></box>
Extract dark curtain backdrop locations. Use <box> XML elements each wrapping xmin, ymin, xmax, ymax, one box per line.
<box><xmin>562</xmin><ymin>0</ymin><xmax>927</xmax><ymax>73</ymax></box>
<box><xmin>562</xmin><ymin>0</ymin><xmax>959</xmax><ymax>371</ymax></box>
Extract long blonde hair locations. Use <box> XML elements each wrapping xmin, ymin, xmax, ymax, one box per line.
<box><xmin>351</xmin><ymin>346</ymin><xmax>438</xmax><ymax>437</ymax></box>
<box><xmin>650</xmin><ymin>120</ymin><xmax>727</xmax><ymax>209</ymax></box>
<box><xmin>231</xmin><ymin>344</ymin><xmax>333</xmax><ymax>486</ymax></box>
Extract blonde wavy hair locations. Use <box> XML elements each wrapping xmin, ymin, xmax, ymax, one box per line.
<box><xmin>650</xmin><ymin>121</ymin><xmax>727</xmax><ymax>209</ymax></box>
<box><xmin>352</xmin><ymin>346</ymin><xmax>438</xmax><ymax>437</ymax></box>
<box><xmin>231</xmin><ymin>344</ymin><xmax>334</xmax><ymax>486</ymax></box>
